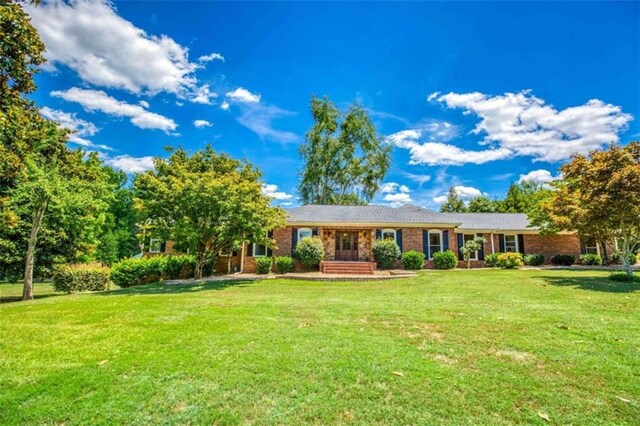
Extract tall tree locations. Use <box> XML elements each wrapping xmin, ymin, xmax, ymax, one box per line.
<box><xmin>500</xmin><ymin>180</ymin><xmax>550</xmax><ymax>214</ymax></box>
<box><xmin>298</xmin><ymin>96</ymin><xmax>391</xmax><ymax>205</ymax></box>
<box><xmin>135</xmin><ymin>146</ymin><xmax>287</xmax><ymax>278</ymax></box>
<box><xmin>467</xmin><ymin>195</ymin><xmax>500</xmax><ymax>213</ymax></box>
<box><xmin>532</xmin><ymin>142</ymin><xmax>640</xmax><ymax>277</ymax></box>
<box><xmin>439</xmin><ymin>187</ymin><xmax>467</xmax><ymax>212</ymax></box>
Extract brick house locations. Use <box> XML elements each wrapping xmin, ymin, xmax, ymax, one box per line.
<box><xmin>156</xmin><ymin>204</ymin><xmax>589</xmax><ymax>274</ymax></box>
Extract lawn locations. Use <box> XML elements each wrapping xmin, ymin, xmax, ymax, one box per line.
<box><xmin>1</xmin><ymin>270</ymin><xmax>638</xmax><ymax>425</ymax></box>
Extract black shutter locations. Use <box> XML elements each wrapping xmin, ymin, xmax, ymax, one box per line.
<box><xmin>375</xmin><ymin>229</ymin><xmax>382</xmax><ymax>239</ymax></box>
<box><xmin>312</xmin><ymin>228</ymin><xmax>318</xmax><ymax>236</ymax></box>
<box><xmin>291</xmin><ymin>228</ymin><xmax>298</xmax><ymax>257</ymax></box>
<box><xmin>443</xmin><ymin>230</ymin><xmax>449</xmax><ymax>251</ymax></box>
<box><xmin>477</xmin><ymin>233</ymin><xmax>485</xmax><ymax>261</ymax></box>
<box><xmin>457</xmin><ymin>233</ymin><xmax>464</xmax><ymax>260</ymax></box>
<box><xmin>396</xmin><ymin>229</ymin><xmax>403</xmax><ymax>253</ymax></box>
<box><xmin>422</xmin><ymin>230</ymin><xmax>429</xmax><ymax>258</ymax></box>
<box><xmin>160</xmin><ymin>241</ymin><xmax>166</xmax><ymax>253</ymax></box>
<box><xmin>517</xmin><ymin>234</ymin><xmax>525</xmax><ymax>254</ymax></box>
<box><xmin>498</xmin><ymin>234</ymin><xmax>505</xmax><ymax>252</ymax></box>
<box><xmin>267</xmin><ymin>230</ymin><xmax>273</xmax><ymax>257</ymax></box>
<box><xmin>580</xmin><ymin>240</ymin><xmax>587</xmax><ymax>255</ymax></box>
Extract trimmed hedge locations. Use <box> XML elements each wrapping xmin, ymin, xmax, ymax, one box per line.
<box><xmin>484</xmin><ymin>253</ymin><xmax>500</xmax><ymax>267</ymax></box>
<box><xmin>163</xmin><ymin>255</ymin><xmax>197</xmax><ymax>279</ymax></box>
<box><xmin>551</xmin><ymin>254</ymin><xmax>576</xmax><ymax>266</ymax></box>
<box><xmin>295</xmin><ymin>237</ymin><xmax>325</xmax><ymax>269</ymax></box>
<box><xmin>256</xmin><ymin>257</ymin><xmax>272</xmax><ymax>274</ymax></box>
<box><xmin>524</xmin><ymin>253</ymin><xmax>545</xmax><ymax>266</ymax></box>
<box><xmin>433</xmin><ymin>250</ymin><xmax>458</xmax><ymax>270</ymax></box>
<box><xmin>580</xmin><ymin>253</ymin><xmax>602</xmax><ymax>265</ymax></box>
<box><xmin>275</xmin><ymin>256</ymin><xmax>294</xmax><ymax>274</ymax></box>
<box><xmin>401</xmin><ymin>250</ymin><xmax>425</xmax><ymax>270</ymax></box>
<box><xmin>610</xmin><ymin>252</ymin><xmax>638</xmax><ymax>266</ymax></box>
<box><xmin>52</xmin><ymin>263</ymin><xmax>111</xmax><ymax>293</ymax></box>
<box><xmin>110</xmin><ymin>257</ymin><xmax>166</xmax><ymax>287</ymax></box>
<box><xmin>497</xmin><ymin>252</ymin><xmax>524</xmax><ymax>269</ymax></box>
<box><xmin>372</xmin><ymin>238</ymin><xmax>401</xmax><ymax>270</ymax></box>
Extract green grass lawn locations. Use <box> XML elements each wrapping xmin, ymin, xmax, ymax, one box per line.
<box><xmin>1</xmin><ymin>270</ymin><xmax>638</xmax><ymax>425</ymax></box>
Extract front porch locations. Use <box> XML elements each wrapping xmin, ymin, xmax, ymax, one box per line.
<box><xmin>319</xmin><ymin>228</ymin><xmax>375</xmax><ymax>262</ymax></box>
<box><xmin>319</xmin><ymin>260</ymin><xmax>377</xmax><ymax>274</ymax></box>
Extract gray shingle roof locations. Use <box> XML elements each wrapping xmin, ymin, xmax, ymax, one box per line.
<box><xmin>285</xmin><ymin>204</ymin><xmax>535</xmax><ymax>231</ymax></box>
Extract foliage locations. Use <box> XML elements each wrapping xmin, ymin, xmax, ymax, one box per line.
<box><xmin>298</xmin><ymin>96</ymin><xmax>391</xmax><ymax>205</ymax></box>
<box><xmin>432</xmin><ymin>250</ymin><xmax>458</xmax><ymax>270</ymax></box>
<box><xmin>294</xmin><ymin>237</ymin><xmax>325</xmax><ymax>269</ymax></box>
<box><xmin>109</xmin><ymin>257</ymin><xmax>166</xmax><ymax>288</ymax></box>
<box><xmin>550</xmin><ymin>254</ymin><xmax>576</xmax><ymax>266</ymax></box>
<box><xmin>275</xmin><ymin>256</ymin><xmax>294</xmax><ymax>274</ymax></box>
<box><xmin>534</xmin><ymin>142</ymin><xmax>640</xmax><ymax>277</ymax></box>
<box><xmin>163</xmin><ymin>255</ymin><xmax>197</xmax><ymax>279</ymax></box>
<box><xmin>580</xmin><ymin>253</ymin><xmax>602</xmax><ymax>266</ymax></box>
<box><xmin>52</xmin><ymin>263</ymin><xmax>111</xmax><ymax>293</ymax></box>
<box><xmin>467</xmin><ymin>196</ymin><xmax>500</xmax><ymax>213</ymax></box>
<box><xmin>610</xmin><ymin>252</ymin><xmax>638</xmax><ymax>266</ymax></box>
<box><xmin>439</xmin><ymin>187</ymin><xmax>466</xmax><ymax>212</ymax></box>
<box><xmin>609</xmin><ymin>272</ymin><xmax>640</xmax><ymax>283</ymax></box>
<box><xmin>372</xmin><ymin>238</ymin><xmax>401</xmax><ymax>270</ymax></box>
<box><xmin>500</xmin><ymin>180</ymin><xmax>551</xmax><ymax>214</ymax></box>
<box><xmin>523</xmin><ymin>253</ymin><xmax>545</xmax><ymax>266</ymax></box>
<box><xmin>484</xmin><ymin>253</ymin><xmax>500</xmax><ymax>267</ymax></box>
<box><xmin>460</xmin><ymin>236</ymin><xmax>485</xmax><ymax>269</ymax></box>
<box><xmin>497</xmin><ymin>252</ymin><xmax>524</xmax><ymax>269</ymax></box>
<box><xmin>134</xmin><ymin>145</ymin><xmax>286</xmax><ymax>278</ymax></box>
<box><xmin>256</xmin><ymin>257</ymin><xmax>273</xmax><ymax>274</ymax></box>
<box><xmin>401</xmin><ymin>250</ymin><xmax>425</xmax><ymax>270</ymax></box>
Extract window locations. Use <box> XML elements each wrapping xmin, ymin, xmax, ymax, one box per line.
<box><xmin>381</xmin><ymin>229</ymin><xmax>397</xmax><ymax>242</ymax></box>
<box><xmin>583</xmin><ymin>239</ymin><xmax>598</xmax><ymax>255</ymax></box>
<box><xmin>504</xmin><ymin>235</ymin><xmax>518</xmax><ymax>253</ymax></box>
<box><xmin>297</xmin><ymin>228</ymin><xmax>313</xmax><ymax>241</ymax></box>
<box><xmin>253</xmin><ymin>231</ymin><xmax>268</xmax><ymax>257</ymax></box>
<box><xmin>428</xmin><ymin>230</ymin><xmax>443</xmax><ymax>259</ymax></box>
<box><xmin>463</xmin><ymin>234</ymin><xmax>478</xmax><ymax>260</ymax></box>
<box><xmin>149</xmin><ymin>239</ymin><xmax>162</xmax><ymax>253</ymax></box>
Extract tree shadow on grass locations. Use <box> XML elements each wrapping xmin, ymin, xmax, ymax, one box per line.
<box><xmin>97</xmin><ymin>279</ymin><xmax>256</xmax><ymax>297</ymax></box>
<box><xmin>538</xmin><ymin>275</ymin><xmax>640</xmax><ymax>293</ymax></box>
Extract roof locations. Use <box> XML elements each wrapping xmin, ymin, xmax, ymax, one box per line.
<box><xmin>285</xmin><ymin>204</ymin><xmax>536</xmax><ymax>231</ymax></box>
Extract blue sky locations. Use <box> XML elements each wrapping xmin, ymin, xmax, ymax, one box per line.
<box><xmin>27</xmin><ymin>1</ymin><xmax>639</xmax><ymax>209</ymax></box>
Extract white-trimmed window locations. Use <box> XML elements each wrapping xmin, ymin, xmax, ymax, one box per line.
<box><xmin>297</xmin><ymin>228</ymin><xmax>313</xmax><ymax>241</ymax></box>
<box><xmin>428</xmin><ymin>230</ymin><xmax>443</xmax><ymax>259</ymax></box>
<box><xmin>504</xmin><ymin>234</ymin><xmax>518</xmax><ymax>253</ymax></box>
<box><xmin>149</xmin><ymin>239</ymin><xmax>162</xmax><ymax>253</ymax></box>
<box><xmin>583</xmin><ymin>240</ymin><xmax>599</xmax><ymax>255</ymax></box>
<box><xmin>382</xmin><ymin>229</ymin><xmax>397</xmax><ymax>242</ymax></box>
<box><xmin>463</xmin><ymin>234</ymin><xmax>478</xmax><ymax>260</ymax></box>
<box><xmin>252</xmin><ymin>231</ymin><xmax>268</xmax><ymax>257</ymax></box>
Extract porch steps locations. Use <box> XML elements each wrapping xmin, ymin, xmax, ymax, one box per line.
<box><xmin>319</xmin><ymin>261</ymin><xmax>376</xmax><ymax>275</ymax></box>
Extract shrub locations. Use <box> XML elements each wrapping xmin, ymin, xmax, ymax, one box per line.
<box><xmin>609</xmin><ymin>272</ymin><xmax>640</xmax><ymax>283</ymax></box>
<box><xmin>401</xmin><ymin>250</ymin><xmax>425</xmax><ymax>270</ymax></box>
<box><xmin>275</xmin><ymin>256</ymin><xmax>294</xmax><ymax>274</ymax></box>
<box><xmin>110</xmin><ymin>257</ymin><xmax>166</xmax><ymax>288</ymax></box>
<box><xmin>256</xmin><ymin>257</ymin><xmax>273</xmax><ymax>274</ymax></box>
<box><xmin>497</xmin><ymin>252</ymin><xmax>524</xmax><ymax>269</ymax></box>
<box><xmin>610</xmin><ymin>252</ymin><xmax>637</xmax><ymax>266</ymax></box>
<box><xmin>163</xmin><ymin>255</ymin><xmax>197</xmax><ymax>279</ymax></box>
<box><xmin>372</xmin><ymin>238</ymin><xmax>401</xmax><ymax>270</ymax></box>
<box><xmin>52</xmin><ymin>263</ymin><xmax>111</xmax><ymax>293</ymax></box>
<box><xmin>295</xmin><ymin>237</ymin><xmax>325</xmax><ymax>269</ymax></box>
<box><xmin>524</xmin><ymin>253</ymin><xmax>545</xmax><ymax>266</ymax></box>
<box><xmin>550</xmin><ymin>254</ymin><xmax>576</xmax><ymax>266</ymax></box>
<box><xmin>484</xmin><ymin>253</ymin><xmax>500</xmax><ymax>267</ymax></box>
<box><xmin>580</xmin><ymin>253</ymin><xmax>602</xmax><ymax>266</ymax></box>
<box><xmin>433</xmin><ymin>250</ymin><xmax>458</xmax><ymax>270</ymax></box>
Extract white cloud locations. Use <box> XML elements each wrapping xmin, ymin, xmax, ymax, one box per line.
<box><xmin>226</xmin><ymin>87</ymin><xmax>261</xmax><ymax>104</ymax></box>
<box><xmin>380</xmin><ymin>182</ymin><xmax>413</xmax><ymax>206</ymax></box>
<box><xmin>237</xmin><ymin>103</ymin><xmax>298</xmax><ymax>143</ymax></box>
<box><xmin>26</xmin><ymin>0</ymin><xmax>214</xmax><ymax>103</ymax></box>
<box><xmin>40</xmin><ymin>106</ymin><xmax>113</xmax><ymax>151</ymax></box>
<box><xmin>280</xmin><ymin>202</ymin><xmax>293</xmax><ymax>206</ymax></box>
<box><xmin>104</xmin><ymin>155</ymin><xmax>155</xmax><ymax>173</ymax></box>
<box><xmin>384</xmin><ymin>192</ymin><xmax>413</xmax><ymax>206</ymax></box>
<box><xmin>51</xmin><ymin>88</ymin><xmax>177</xmax><ymax>132</ymax></box>
<box><xmin>262</xmin><ymin>184</ymin><xmax>293</xmax><ymax>200</ymax></box>
<box><xmin>220</xmin><ymin>101</ymin><xmax>230</xmax><ymax>111</ymax></box>
<box><xmin>193</xmin><ymin>119</ymin><xmax>212</xmax><ymax>128</ymax></box>
<box><xmin>198</xmin><ymin>53</ymin><xmax>225</xmax><ymax>63</ymax></box>
<box><xmin>402</xmin><ymin>172</ymin><xmax>431</xmax><ymax>186</ymax></box>
<box><xmin>432</xmin><ymin>185</ymin><xmax>485</xmax><ymax>204</ymax></box>
<box><xmin>518</xmin><ymin>169</ymin><xmax>558</xmax><ymax>185</ymax></box>
<box><xmin>139</xmin><ymin>100</ymin><xmax>149</xmax><ymax>108</ymax></box>
<box><xmin>191</xmin><ymin>84</ymin><xmax>216</xmax><ymax>105</ymax></box>
<box><xmin>380</xmin><ymin>182</ymin><xmax>410</xmax><ymax>194</ymax></box>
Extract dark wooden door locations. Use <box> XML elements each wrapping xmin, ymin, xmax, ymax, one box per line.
<box><xmin>335</xmin><ymin>231</ymin><xmax>359</xmax><ymax>261</ymax></box>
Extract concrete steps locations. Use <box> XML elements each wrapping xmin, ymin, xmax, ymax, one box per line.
<box><xmin>319</xmin><ymin>261</ymin><xmax>376</xmax><ymax>275</ymax></box>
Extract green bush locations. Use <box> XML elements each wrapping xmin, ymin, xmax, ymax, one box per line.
<box><xmin>580</xmin><ymin>253</ymin><xmax>602</xmax><ymax>266</ymax></box>
<box><xmin>110</xmin><ymin>257</ymin><xmax>166</xmax><ymax>288</ymax></box>
<box><xmin>372</xmin><ymin>238</ymin><xmax>401</xmax><ymax>270</ymax></box>
<box><xmin>433</xmin><ymin>250</ymin><xmax>458</xmax><ymax>270</ymax></box>
<box><xmin>275</xmin><ymin>256</ymin><xmax>294</xmax><ymax>274</ymax></box>
<box><xmin>484</xmin><ymin>253</ymin><xmax>500</xmax><ymax>267</ymax></box>
<box><xmin>163</xmin><ymin>255</ymin><xmax>197</xmax><ymax>279</ymax></box>
<box><xmin>497</xmin><ymin>252</ymin><xmax>524</xmax><ymax>269</ymax></box>
<box><xmin>401</xmin><ymin>250</ymin><xmax>425</xmax><ymax>270</ymax></box>
<box><xmin>295</xmin><ymin>237</ymin><xmax>325</xmax><ymax>269</ymax></box>
<box><xmin>550</xmin><ymin>254</ymin><xmax>576</xmax><ymax>266</ymax></box>
<box><xmin>256</xmin><ymin>257</ymin><xmax>273</xmax><ymax>274</ymax></box>
<box><xmin>609</xmin><ymin>272</ymin><xmax>640</xmax><ymax>283</ymax></box>
<box><xmin>52</xmin><ymin>263</ymin><xmax>111</xmax><ymax>293</ymax></box>
<box><xmin>610</xmin><ymin>252</ymin><xmax>637</xmax><ymax>266</ymax></box>
<box><xmin>524</xmin><ymin>253</ymin><xmax>545</xmax><ymax>266</ymax></box>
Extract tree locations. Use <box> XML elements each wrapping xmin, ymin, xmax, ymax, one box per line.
<box><xmin>500</xmin><ymin>180</ymin><xmax>550</xmax><ymax>214</ymax></box>
<box><xmin>134</xmin><ymin>146</ymin><xmax>287</xmax><ymax>278</ymax></box>
<box><xmin>298</xmin><ymin>96</ymin><xmax>391</xmax><ymax>205</ymax></box>
<box><xmin>534</xmin><ymin>142</ymin><xmax>640</xmax><ymax>277</ymax></box>
<box><xmin>460</xmin><ymin>236</ymin><xmax>485</xmax><ymax>269</ymax></box>
<box><xmin>467</xmin><ymin>196</ymin><xmax>500</xmax><ymax>213</ymax></box>
<box><xmin>439</xmin><ymin>187</ymin><xmax>466</xmax><ymax>212</ymax></box>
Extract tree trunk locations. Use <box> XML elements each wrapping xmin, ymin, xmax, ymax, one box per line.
<box><xmin>467</xmin><ymin>258</ymin><xmax>471</xmax><ymax>269</ymax></box>
<box><xmin>23</xmin><ymin>198</ymin><xmax>48</xmax><ymax>301</ymax></box>
<box><xmin>622</xmin><ymin>238</ymin><xmax>633</xmax><ymax>277</ymax></box>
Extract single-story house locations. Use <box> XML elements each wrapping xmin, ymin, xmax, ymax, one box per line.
<box><xmin>154</xmin><ymin>204</ymin><xmax>596</xmax><ymax>274</ymax></box>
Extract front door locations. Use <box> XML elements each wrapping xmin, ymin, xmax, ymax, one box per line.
<box><xmin>335</xmin><ymin>231</ymin><xmax>359</xmax><ymax>261</ymax></box>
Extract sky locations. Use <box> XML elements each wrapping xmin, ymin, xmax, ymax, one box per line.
<box><xmin>26</xmin><ymin>1</ymin><xmax>640</xmax><ymax>209</ymax></box>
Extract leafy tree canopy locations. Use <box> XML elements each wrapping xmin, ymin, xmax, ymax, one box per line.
<box><xmin>439</xmin><ymin>187</ymin><xmax>467</xmax><ymax>212</ymax></box>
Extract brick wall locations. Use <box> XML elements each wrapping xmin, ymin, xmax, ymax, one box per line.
<box><xmin>523</xmin><ymin>234</ymin><xmax>581</xmax><ymax>262</ymax></box>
